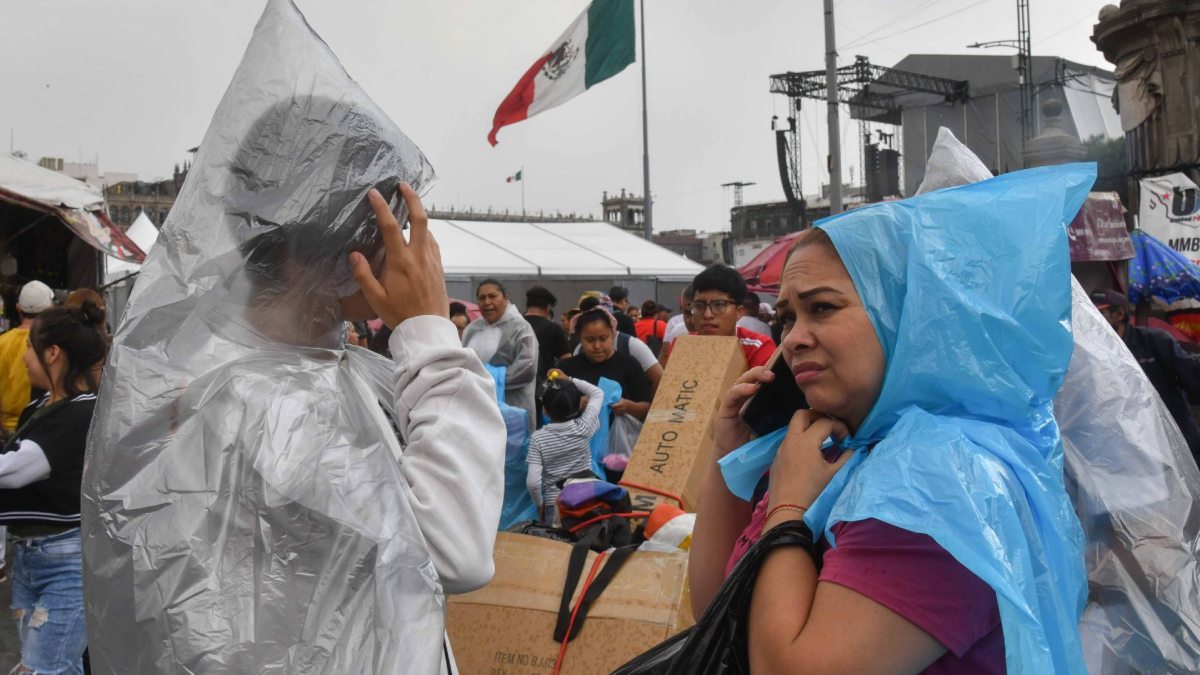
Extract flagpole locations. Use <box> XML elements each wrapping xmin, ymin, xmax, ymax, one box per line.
<box><xmin>639</xmin><ymin>0</ymin><xmax>652</xmax><ymax>240</ymax></box>
<box><xmin>824</xmin><ymin>0</ymin><xmax>843</xmax><ymax>215</ymax></box>
<box><xmin>521</xmin><ymin>167</ymin><xmax>526</xmax><ymax>216</ymax></box>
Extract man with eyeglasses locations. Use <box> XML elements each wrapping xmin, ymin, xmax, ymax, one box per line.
<box><xmin>660</xmin><ymin>264</ymin><xmax>776</xmax><ymax>370</ymax></box>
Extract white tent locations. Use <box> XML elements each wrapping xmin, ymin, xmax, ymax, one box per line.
<box><xmin>0</xmin><ymin>153</ymin><xmax>105</xmax><ymax>211</ymax></box>
<box><xmin>104</xmin><ymin>212</ymin><xmax>159</xmax><ymax>282</ymax></box>
<box><xmin>0</xmin><ymin>152</ymin><xmax>144</xmax><ymax>264</ymax></box>
<box><xmin>431</xmin><ymin>218</ymin><xmax>704</xmax><ymax>312</ymax></box>
<box><xmin>104</xmin><ymin>216</ymin><xmax>702</xmax><ymax>323</ymax></box>
<box><xmin>431</xmin><ymin>219</ymin><xmax>703</xmax><ymax>280</ymax></box>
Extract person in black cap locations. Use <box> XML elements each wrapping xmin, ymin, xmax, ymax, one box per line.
<box><xmin>1092</xmin><ymin>288</ymin><xmax>1200</xmax><ymax>464</ymax></box>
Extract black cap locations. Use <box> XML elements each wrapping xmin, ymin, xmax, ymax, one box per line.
<box><xmin>1089</xmin><ymin>289</ymin><xmax>1131</xmax><ymax>310</ymax></box>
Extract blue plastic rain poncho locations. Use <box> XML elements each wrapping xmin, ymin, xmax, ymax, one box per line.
<box><xmin>484</xmin><ymin>364</ymin><xmax>538</xmax><ymax>528</ymax></box>
<box><xmin>589</xmin><ymin>377</ymin><xmax>624</xmax><ymax>475</ymax></box>
<box><xmin>743</xmin><ymin>163</ymin><xmax>1094</xmax><ymax>673</ymax></box>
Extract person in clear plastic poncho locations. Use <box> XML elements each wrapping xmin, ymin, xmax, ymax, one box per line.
<box><xmin>462</xmin><ymin>279</ymin><xmax>538</xmax><ymax>431</ymax></box>
<box><xmin>82</xmin><ymin>2</ymin><xmax>505</xmax><ymax>673</ymax></box>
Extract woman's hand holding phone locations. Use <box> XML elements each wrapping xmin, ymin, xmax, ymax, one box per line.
<box><xmin>768</xmin><ymin>410</ymin><xmax>852</xmax><ymax>511</ymax></box>
<box><xmin>714</xmin><ymin>366</ymin><xmax>774</xmax><ymax>459</ymax></box>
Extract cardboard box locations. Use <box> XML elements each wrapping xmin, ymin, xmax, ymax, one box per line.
<box><xmin>447</xmin><ymin>533</ymin><xmax>693</xmax><ymax>675</ymax></box>
<box><xmin>621</xmin><ymin>335</ymin><xmax>747</xmax><ymax>513</ymax></box>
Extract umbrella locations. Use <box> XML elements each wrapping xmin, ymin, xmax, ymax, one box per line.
<box><xmin>1128</xmin><ymin>229</ymin><xmax>1200</xmax><ymax>305</ymax></box>
<box><xmin>737</xmin><ymin>229</ymin><xmax>809</xmax><ymax>291</ymax></box>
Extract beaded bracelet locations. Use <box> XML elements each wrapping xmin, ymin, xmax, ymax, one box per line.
<box><xmin>765</xmin><ymin>503</ymin><xmax>808</xmax><ymax>523</ymax></box>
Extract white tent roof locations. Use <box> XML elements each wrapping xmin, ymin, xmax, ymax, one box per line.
<box><xmin>105</xmin><ymin>212</ymin><xmax>159</xmax><ymax>280</ymax></box>
<box><xmin>103</xmin><ymin>216</ymin><xmax>703</xmax><ymax>283</ymax></box>
<box><xmin>0</xmin><ymin>152</ymin><xmax>105</xmax><ymax>211</ymax></box>
<box><xmin>430</xmin><ymin>219</ymin><xmax>704</xmax><ymax>280</ymax></box>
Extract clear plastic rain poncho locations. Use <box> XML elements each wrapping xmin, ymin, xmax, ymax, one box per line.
<box><xmin>462</xmin><ymin>303</ymin><xmax>538</xmax><ymax>430</ymax></box>
<box><xmin>81</xmin><ymin>0</ymin><xmax>447</xmax><ymax>672</ymax></box>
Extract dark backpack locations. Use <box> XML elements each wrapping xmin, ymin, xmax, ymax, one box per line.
<box><xmin>644</xmin><ymin>320</ymin><xmax>665</xmax><ymax>358</ymax></box>
<box><xmin>616</xmin><ymin>332</ymin><xmax>633</xmax><ymax>358</ymax></box>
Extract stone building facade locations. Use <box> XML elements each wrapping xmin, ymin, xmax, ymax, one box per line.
<box><xmin>105</xmin><ymin>163</ymin><xmax>188</xmax><ymax>227</ymax></box>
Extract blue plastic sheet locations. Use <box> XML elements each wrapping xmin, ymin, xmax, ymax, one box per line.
<box><xmin>719</xmin><ymin>428</ymin><xmax>833</xmax><ymax>502</ymax></box>
<box><xmin>751</xmin><ymin>163</ymin><xmax>1094</xmax><ymax>673</ymax></box>
<box><xmin>485</xmin><ymin>365</ymin><xmax>537</xmax><ymax>528</ymax></box>
<box><xmin>589</xmin><ymin>377</ymin><xmax>623</xmax><ymax>476</ymax></box>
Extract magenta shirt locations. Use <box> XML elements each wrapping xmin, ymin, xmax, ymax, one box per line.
<box><xmin>727</xmin><ymin>500</ymin><xmax>1004</xmax><ymax>674</ymax></box>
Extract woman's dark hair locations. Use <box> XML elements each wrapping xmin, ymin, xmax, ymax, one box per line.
<box><xmin>641</xmin><ymin>300</ymin><xmax>658</xmax><ymax>316</ymax></box>
<box><xmin>30</xmin><ymin>300</ymin><xmax>107</xmax><ymax>397</ymax></box>
<box><xmin>65</xmin><ymin>288</ymin><xmax>107</xmax><ymax>333</ymax></box>
<box><xmin>448</xmin><ymin>301</ymin><xmax>468</xmax><ymax>318</ymax></box>
<box><xmin>477</xmin><ymin>279</ymin><xmax>507</xmax><ymax>297</ymax></box>
<box><xmin>578</xmin><ymin>296</ymin><xmax>601</xmax><ymax>312</ymax></box>
<box><xmin>543</xmin><ymin>378</ymin><xmax>583</xmax><ymax>423</ymax></box>
<box><xmin>575</xmin><ymin>308</ymin><xmax>614</xmax><ymax>335</ymax></box>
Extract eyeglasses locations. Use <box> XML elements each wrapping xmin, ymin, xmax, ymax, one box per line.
<box><xmin>690</xmin><ymin>300</ymin><xmax>733</xmax><ymax>316</ymax></box>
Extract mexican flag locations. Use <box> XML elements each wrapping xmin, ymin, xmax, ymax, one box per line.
<box><xmin>488</xmin><ymin>0</ymin><xmax>635</xmax><ymax>146</ymax></box>
<box><xmin>506</xmin><ymin>169</ymin><xmax>523</xmax><ymax>183</ymax></box>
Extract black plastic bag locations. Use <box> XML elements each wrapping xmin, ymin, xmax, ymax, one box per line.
<box><xmin>612</xmin><ymin>520</ymin><xmax>816</xmax><ymax>674</ymax></box>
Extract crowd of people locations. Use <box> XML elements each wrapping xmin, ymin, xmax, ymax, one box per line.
<box><xmin>1</xmin><ymin>224</ymin><xmax>1198</xmax><ymax>671</ymax></box>
<box><xmin>1</xmin><ymin>89</ymin><xmax>1198</xmax><ymax>675</ymax></box>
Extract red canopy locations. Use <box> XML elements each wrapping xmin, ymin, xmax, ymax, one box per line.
<box><xmin>737</xmin><ymin>230</ymin><xmax>809</xmax><ymax>292</ymax></box>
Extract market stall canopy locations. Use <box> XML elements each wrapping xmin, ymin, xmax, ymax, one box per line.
<box><xmin>430</xmin><ymin>219</ymin><xmax>703</xmax><ymax>280</ymax></box>
<box><xmin>0</xmin><ymin>152</ymin><xmax>144</xmax><ymax>262</ymax></box>
<box><xmin>105</xmin><ymin>212</ymin><xmax>159</xmax><ymax>280</ymax></box>
<box><xmin>737</xmin><ymin>229</ymin><xmax>806</xmax><ymax>292</ymax></box>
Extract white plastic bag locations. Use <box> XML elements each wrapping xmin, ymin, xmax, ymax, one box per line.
<box><xmin>604</xmin><ymin>414</ymin><xmax>643</xmax><ymax>473</ymax></box>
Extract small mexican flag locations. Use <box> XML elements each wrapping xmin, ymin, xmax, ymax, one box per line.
<box><xmin>488</xmin><ymin>0</ymin><xmax>635</xmax><ymax>146</ymax></box>
<box><xmin>506</xmin><ymin>169</ymin><xmax>523</xmax><ymax>183</ymax></box>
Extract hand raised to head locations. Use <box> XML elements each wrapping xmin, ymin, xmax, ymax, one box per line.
<box><xmin>348</xmin><ymin>183</ymin><xmax>448</xmax><ymax>329</ymax></box>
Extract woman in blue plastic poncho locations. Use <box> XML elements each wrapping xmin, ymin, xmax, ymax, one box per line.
<box><xmin>689</xmin><ymin>163</ymin><xmax>1096</xmax><ymax>674</ymax></box>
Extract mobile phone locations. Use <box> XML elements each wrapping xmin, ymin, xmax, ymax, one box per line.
<box><xmin>739</xmin><ymin>346</ymin><xmax>808</xmax><ymax>438</ymax></box>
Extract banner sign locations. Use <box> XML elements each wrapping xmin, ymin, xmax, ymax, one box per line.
<box><xmin>1139</xmin><ymin>173</ymin><xmax>1200</xmax><ymax>266</ymax></box>
<box><xmin>1067</xmin><ymin>192</ymin><xmax>1134</xmax><ymax>262</ymax></box>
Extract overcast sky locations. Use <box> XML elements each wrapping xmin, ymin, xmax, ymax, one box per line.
<box><xmin>1</xmin><ymin>0</ymin><xmax>1109</xmax><ymax>233</ymax></box>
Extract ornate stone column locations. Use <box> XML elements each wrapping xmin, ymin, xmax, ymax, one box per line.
<box><xmin>1094</xmin><ymin>0</ymin><xmax>1200</xmax><ymax>211</ymax></box>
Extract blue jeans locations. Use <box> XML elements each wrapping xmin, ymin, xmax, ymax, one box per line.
<box><xmin>10</xmin><ymin>529</ymin><xmax>86</xmax><ymax>674</ymax></box>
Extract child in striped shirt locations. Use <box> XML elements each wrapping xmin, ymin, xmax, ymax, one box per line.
<box><xmin>526</xmin><ymin>370</ymin><xmax>604</xmax><ymax>523</ymax></box>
